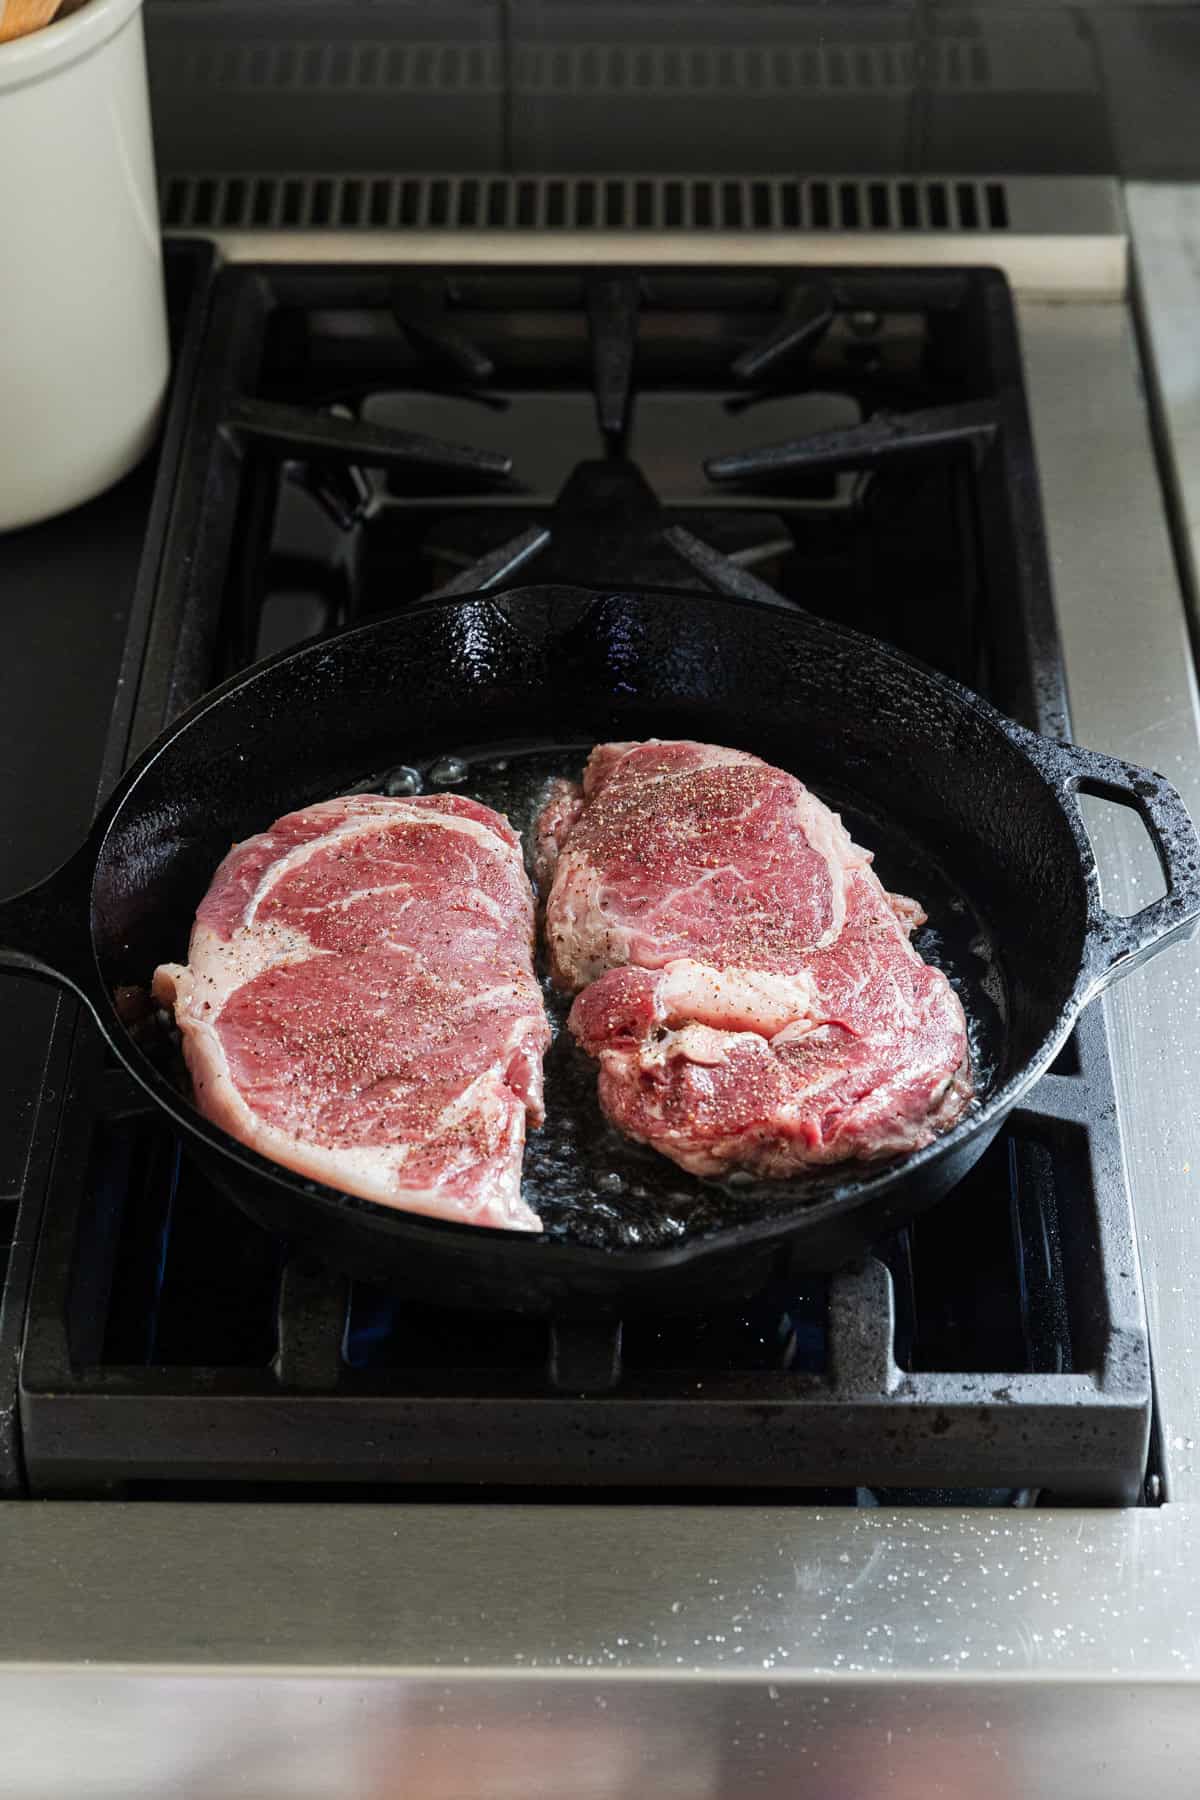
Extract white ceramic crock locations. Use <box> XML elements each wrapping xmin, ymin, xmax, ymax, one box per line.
<box><xmin>0</xmin><ymin>0</ymin><xmax>168</xmax><ymax>532</ymax></box>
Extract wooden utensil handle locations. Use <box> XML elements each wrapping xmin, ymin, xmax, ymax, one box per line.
<box><xmin>0</xmin><ymin>0</ymin><xmax>64</xmax><ymax>42</ymax></box>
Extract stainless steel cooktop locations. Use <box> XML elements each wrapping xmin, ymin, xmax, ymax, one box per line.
<box><xmin>5</xmin><ymin>175</ymin><xmax>1200</xmax><ymax>1797</ymax></box>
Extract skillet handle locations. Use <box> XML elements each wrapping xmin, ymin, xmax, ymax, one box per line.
<box><xmin>1048</xmin><ymin>741</ymin><xmax>1200</xmax><ymax>997</ymax></box>
<box><xmin>0</xmin><ymin>846</ymin><xmax>100</xmax><ymax>1010</ymax></box>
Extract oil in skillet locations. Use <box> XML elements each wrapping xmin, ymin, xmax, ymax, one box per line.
<box><xmin>346</xmin><ymin>744</ymin><xmax>1006</xmax><ymax>1252</ymax></box>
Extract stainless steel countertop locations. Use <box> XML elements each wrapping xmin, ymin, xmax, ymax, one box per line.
<box><xmin>1</xmin><ymin>1502</ymin><xmax>1199</xmax><ymax>1797</ymax></box>
<box><xmin>6</xmin><ymin>181</ymin><xmax>1200</xmax><ymax>1796</ymax></box>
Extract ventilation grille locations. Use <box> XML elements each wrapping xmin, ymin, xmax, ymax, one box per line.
<box><xmin>513</xmin><ymin>40</ymin><xmax>992</xmax><ymax>95</ymax></box>
<box><xmin>158</xmin><ymin>41</ymin><xmax>503</xmax><ymax>96</ymax></box>
<box><xmin>156</xmin><ymin>38</ymin><xmax>990</xmax><ymax>96</ymax></box>
<box><xmin>161</xmin><ymin>173</ymin><xmax>1012</xmax><ymax>235</ymax></box>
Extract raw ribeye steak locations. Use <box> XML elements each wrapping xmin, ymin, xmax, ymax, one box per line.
<box><xmin>153</xmin><ymin>793</ymin><xmax>550</xmax><ymax>1230</ymax></box>
<box><xmin>539</xmin><ymin>740</ymin><xmax>971</xmax><ymax>1179</ymax></box>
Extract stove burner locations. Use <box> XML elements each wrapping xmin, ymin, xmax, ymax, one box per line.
<box><xmin>2</xmin><ymin>250</ymin><xmax>1151</xmax><ymax>1503</ymax></box>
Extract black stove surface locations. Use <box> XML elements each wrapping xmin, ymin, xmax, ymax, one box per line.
<box><xmin>2</xmin><ymin>247</ymin><xmax>1153</xmax><ymax>1503</ymax></box>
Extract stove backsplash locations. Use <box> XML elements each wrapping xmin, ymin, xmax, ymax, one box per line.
<box><xmin>144</xmin><ymin>0</ymin><xmax>1200</xmax><ymax>187</ymax></box>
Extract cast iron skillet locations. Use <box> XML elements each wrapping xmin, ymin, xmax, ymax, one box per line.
<box><xmin>1</xmin><ymin>582</ymin><xmax>1198</xmax><ymax>1315</ymax></box>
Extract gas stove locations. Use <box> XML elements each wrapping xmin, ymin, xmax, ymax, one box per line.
<box><xmin>1</xmin><ymin>242</ymin><xmax>1152</xmax><ymax>1504</ymax></box>
<box><xmin>3</xmin><ymin>172</ymin><xmax>1200</xmax><ymax>1790</ymax></box>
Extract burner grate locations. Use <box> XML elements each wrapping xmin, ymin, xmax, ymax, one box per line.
<box><xmin>6</xmin><ymin>253</ymin><xmax>1152</xmax><ymax>1503</ymax></box>
<box><xmin>18</xmin><ymin>1005</ymin><xmax>1142</xmax><ymax>1501</ymax></box>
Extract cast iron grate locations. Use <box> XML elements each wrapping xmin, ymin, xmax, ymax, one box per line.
<box><xmin>11</xmin><ymin>255</ymin><xmax>1151</xmax><ymax>1502</ymax></box>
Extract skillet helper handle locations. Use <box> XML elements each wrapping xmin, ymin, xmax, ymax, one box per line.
<box><xmin>0</xmin><ymin>846</ymin><xmax>99</xmax><ymax>1005</ymax></box>
<box><xmin>1050</xmin><ymin>741</ymin><xmax>1200</xmax><ymax>996</ymax></box>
